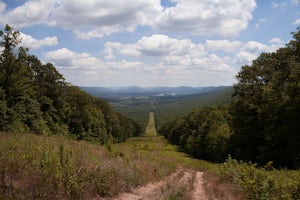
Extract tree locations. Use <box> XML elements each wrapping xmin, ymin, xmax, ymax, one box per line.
<box><xmin>0</xmin><ymin>25</ymin><xmax>141</xmax><ymax>143</ymax></box>
<box><xmin>230</xmin><ymin>28</ymin><xmax>300</xmax><ymax>168</ymax></box>
<box><xmin>160</xmin><ymin>105</ymin><xmax>231</xmax><ymax>162</ymax></box>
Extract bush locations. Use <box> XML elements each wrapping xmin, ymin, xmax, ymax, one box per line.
<box><xmin>219</xmin><ymin>156</ymin><xmax>300</xmax><ymax>200</ymax></box>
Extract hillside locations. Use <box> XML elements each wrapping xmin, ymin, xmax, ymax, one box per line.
<box><xmin>0</xmin><ymin>25</ymin><xmax>141</xmax><ymax>143</ymax></box>
<box><xmin>0</xmin><ymin>113</ymin><xmax>229</xmax><ymax>199</ymax></box>
<box><xmin>106</xmin><ymin>86</ymin><xmax>233</xmax><ymax>129</ymax></box>
<box><xmin>80</xmin><ymin>86</ymin><xmax>229</xmax><ymax>98</ymax></box>
<box><xmin>1</xmin><ymin>112</ymin><xmax>299</xmax><ymax>199</ymax></box>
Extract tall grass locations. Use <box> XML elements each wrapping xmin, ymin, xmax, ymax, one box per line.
<box><xmin>1</xmin><ymin>131</ymin><xmax>298</xmax><ymax>199</ymax></box>
<box><xmin>0</xmin><ymin>133</ymin><xmax>143</xmax><ymax>199</ymax></box>
<box><xmin>0</xmin><ymin>131</ymin><xmax>214</xmax><ymax>199</ymax></box>
<box><xmin>219</xmin><ymin>156</ymin><xmax>300</xmax><ymax>200</ymax></box>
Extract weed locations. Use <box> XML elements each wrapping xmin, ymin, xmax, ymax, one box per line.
<box><xmin>219</xmin><ymin>156</ymin><xmax>300</xmax><ymax>200</ymax></box>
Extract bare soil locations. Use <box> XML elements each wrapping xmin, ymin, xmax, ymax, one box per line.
<box><xmin>99</xmin><ymin>167</ymin><xmax>207</xmax><ymax>200</ymax></box>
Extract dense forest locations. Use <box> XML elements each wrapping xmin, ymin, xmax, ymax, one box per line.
<box><xmin>0</xmin><ymin>25</ymin><xmax>141</xmax><ymax>143</ymax></box>
<box><xmin>160</xmin><ymin>28</ymin><xmax>300</xmax><ymax>169</ymax></box>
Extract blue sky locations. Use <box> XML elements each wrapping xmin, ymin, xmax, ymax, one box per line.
<box><xmin>0</xmin><ymin>0</ymin><xmax>299</xmax><ymax>87</ymax></box>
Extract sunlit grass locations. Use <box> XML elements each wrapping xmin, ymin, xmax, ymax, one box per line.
<box><xmin>1</xmin><ymin>111</ymin><xmax>299</xmax><ymax>199</ymax></box>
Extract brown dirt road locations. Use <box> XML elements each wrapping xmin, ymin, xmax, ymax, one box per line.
<box><xmin>103</xmin><ymin>167</ymin><xmax>207</xmax><ymax>200</ymax></box>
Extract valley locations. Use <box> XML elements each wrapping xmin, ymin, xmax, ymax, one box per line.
<box><xmin>81</xmin><ymin>86</ymin><xmax>234</xmax><ymax>128</ymax></box>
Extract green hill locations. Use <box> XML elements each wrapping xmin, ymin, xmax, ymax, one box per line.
<box><xmin>0</xmin><ymin>25</ymin><xmax>141</xmax><ymax>143</ymax></box>
<box><xmin>112</xmin><ymin>86</ymin><xmax>233</xmax><ymax>129</ymax></box>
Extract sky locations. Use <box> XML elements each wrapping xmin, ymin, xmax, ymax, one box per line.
<box><xmin>0</xmin><ymin>0</ymin><xmax>300</xmax><ymax>87</ymax></box>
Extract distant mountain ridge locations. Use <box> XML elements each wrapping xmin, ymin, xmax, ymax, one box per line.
<box><xmin>80</xmin><ymin>86</ymin><xmax>230</xmax><ymax>98</ymax></box>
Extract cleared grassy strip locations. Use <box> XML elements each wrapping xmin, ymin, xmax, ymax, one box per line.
<box><xmin>0</xmin><ymin>131</ymin><xmax>216</xmax><ymax>200</ymax></box>
<box><xmin>1</xmin><ymin>111</ymin><xmax>298</xmax><ymax>199</ymax></box>
<box><xmin>144</xmin><ymin>112</ymin><xmax>157</xmax><ymax>136</ymax></box>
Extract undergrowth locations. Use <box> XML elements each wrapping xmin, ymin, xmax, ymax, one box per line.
<box><xmin>0</xmin><ymin>133</ymin><xmax>146</xmax><ymax>199</ymax></box>
<box><xmin>1</xmin><ymin>132</ymin><xmax>299</xmax><ymax>200</ymax></box>
<box><xmin>219</xmin><ymin>156</ymin><xmax>300</xmax><ymax>200</ymax></box>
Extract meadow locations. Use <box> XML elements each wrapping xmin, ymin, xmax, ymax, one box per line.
<box><xmin>1</xmin><ymin>112</ymin><xmax>299</xmax><ymax>199</ymax></box>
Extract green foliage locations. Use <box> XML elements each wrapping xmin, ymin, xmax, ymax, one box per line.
<box><xmin>159</xmin><ymin>28</ymin><xmax>300</xmax><ymax>170</ymax></box>
<box><xmin>155</xmin><ymin>87</ymin><xmax>233</xmax><ymax>127</ymax></box>
<box><xmin>219</xmin><ymin>156</ymin><xmax>300</xmax><ymax>200</ymax></box>
<box><xmin>160</xmin><ymin>105</ymin><xmax>231</xmax><ymax>163</ymax></box>
<box><xmin>113</xmin><ymin>87</ymin><xmax>233</xmax><ymax>130</ymax></box>
<box><xmin>229</xmin><ymin>28</ymin><xmax>300</xmax><ymax>168</ymax></box>
<box><xmin>0</xmin><ymin>133</ymin><xmax>144</xmax><ymax>199</ymax></box>
<box><xmin>0</xmin><ymin>25</ymin><xmax>141</xmax><ymax>143</ymax></box>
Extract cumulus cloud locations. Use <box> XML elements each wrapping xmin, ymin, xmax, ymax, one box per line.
<box><xmin>0</xmin><ymin>1</ymin><xmax>53</xmax><ymax>28</ymax></box>
<box><xmin>45</xmin><ymin>48</ymin><xmax>103</xmax><ymax>69</ymax></box>
<box><xmin>19</xmin><ymin>32</ymin><xmax>58</xmax><ymax>49</ymax></box>
<box><xmin>104</xmin><ymin>34</ymin><xmax>235</xmax><ymax>84</ymax></box>
<box><xmin>52</xmin><ymin>0</ymin><xmax>162</xmax><ymax>39</ymax></box>
<box><xmin>45</xmin><ymin>42</ymin><xmax>236</xmax><ymax>86</ymax></box>
<box><xmin>269</xmin><ymin>37</ymin><xmax>284</xmax><ymax>45</ymax></box>
<box><xmin>205</xmin><ymin>38</ymin><xmax>284</xmax><ymax>65</ymax></box>
<box><xmin>105</xmin><ymin>34</ymin><xmax>206</xmax><ymax>60</ymax></box>
<box><xmin>205</xmin><ymin>40</ymin><xmax>242</xmax><ymax>52</ymax></box>
<box><xmin>154</xmin><ymin>0</ymin><xmax>256</xmax><ymax>37</ymax></box>
<box><xmin>235</xmin><ymin>51</ymin><xmax>257</xmax><ymax>64</ymax></box>
<box><xmin>43</xmin><ymin>31</ymin><xmax>286</xmax><ymax>86</ymax></box>
<box><xmin>0</xmin><ymin>0</ymin><xmax>163</xmax><ymax>39</ymax></box>
<box><xmin>0</xmin><ymin>0</ymin><xmax>256</xmax><ymax>39</ymax></box>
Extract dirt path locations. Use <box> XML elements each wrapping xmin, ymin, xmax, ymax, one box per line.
<box><xmin>192</xmin><ymin>171</ymin><xmax>207</xmax><ymax>200</ymax></box>
<box><xmin>101</xmin><ymin>112</ymin><xmax>208</xmax><ymax>200</ymax></box>
<box><xmin>106</xmin><ymin>167</ymin><xmax>207</xmax><ymax>200</ymax></box>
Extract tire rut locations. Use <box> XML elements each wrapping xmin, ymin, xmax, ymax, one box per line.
<box><xmin>100</xmin><ymin>167</ymin><xmax>207</xmax><ymax>200</ymax></box>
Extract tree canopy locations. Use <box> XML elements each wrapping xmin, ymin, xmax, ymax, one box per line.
<box><xmin>0</xmin><ymin>25</ymin><xmax>141</xmax><ymax>143</ymax></box>
<box><xmin>160</xmin><ymin>28</ymin><xmax>300</xmax><ymax>169</ymax></box>
<box><xmin>229</xmin><ymin>28</ymin><xmax>300</xmax><ymax>168</ymax></box>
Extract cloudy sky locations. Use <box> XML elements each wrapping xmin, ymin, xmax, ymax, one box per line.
<box><xmin>1</xmin><ymin>0</ymin><xmax>300</xmax><ymax>87</ymax></box>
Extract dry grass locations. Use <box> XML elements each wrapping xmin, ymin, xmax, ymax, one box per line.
<box><xmin>203</xmin><ymin>172</ymin><xmax>244</xmax><ymax>200</ymax></box>
<box><xmin>0</xmin><ymin>133</ymin><xmax>144</xmax><ymax>199</ymax></box>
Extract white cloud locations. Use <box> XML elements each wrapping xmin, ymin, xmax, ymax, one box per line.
<box><xmin>235</xmin><ymin>51</ymin><xmax>257</xmax><ymax>64</ymax></box>
<box><xmin>103</xmin><ymin>34</ymin><xmax>287</xmax><ymax>83</ymax></box>
<box><xmin>293</xmin><ymin>18</ymin><xmax>300</xmax><ymax>25</ymax></box>
<box><xmin>205</xmin><ymin>39</ymin><xmax>284</xmax><ymax>65</ymax></box>
<box><xmin>255</xmin><ymin>18</ymin><xmax>267</xmax><ymax>29</ymax></box>
<box><xmin>0</xmin><ymin>0</ymin><xmax>163</xmax><ymax>39</ymax></box>
<box><xmin>269</xmin><ymin>37</ymin><xmax>284</xmax><ymax>45</ymax></box>
<box><xmin>0</xmin><ymin>0</ymin><xmax>256</xmax><ymax>38</ymax></box>
<box><xmin>205</xmin><ymin>40</ymin><xmax>242</xmax><ymax>52</ymax></box>
<box><xmin>154</xmin><ymin>0</ymin><xmax>256</xmax><ymax>37</ymax></box>
<box><xmin>105</xmin><ymin>34</ymin><xmax>206</xmax><ymax>59</ymax></box>
<box><xmin>103</xmin><ymin>34</ymin><xmax>236</xmax><ymax>85</ymax></box>
<box><xmin>0</xmin><ymin>1</ymin><xmax>53</xmax><ymax>28</ymax></box>
<box><xmin>45</xmin><ymin>48</ymin><xmax>103</xmax><ymax>69</ymax></box>
<box><xmin>45</xmin><ymin>43</ymin><xmax>236</xmax><ymax>87</ymax></box>
<box><xmin>243</xmin><ymin>41</ymin><xmax>268</xmax><ymax>52</ymax></box>
<box><xmin>0</xmin><ymin>1</ymin><xmax>5</xmax><ymax>14</ymax></box>
<box><xmin>271</xmin><ymin>1</ymin><xmax>288</xmax><ymax>8</ymax></box>
<box><xmin>56</xmin><ymin>0</ymin><xmax>162</xmax><ymax>39</ymax></box>
<box><xmin>20</xmin><ymin>32</ymin><xmax>58</xmax><ymax>49</ymax></box>
<box><xmin>44</xmin><ymin>48</ymin><xmax>165</xmax><ymax>86</ymax></box>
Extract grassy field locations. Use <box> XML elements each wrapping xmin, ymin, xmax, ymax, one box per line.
<box><xmin>0</xmin><ymin>111</ymin><xmax>299</xmax><ymax>199</ymax></box>
<box><xmin>0</xmin><ymin>131</ymin><xmax>217</xmax><ymax>199</ymax></box>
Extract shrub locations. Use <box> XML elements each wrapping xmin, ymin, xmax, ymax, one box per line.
<box><xmin>219</xmin><ymin>156</ymin><xmax>300</xmax><ymax>200</ymax></box>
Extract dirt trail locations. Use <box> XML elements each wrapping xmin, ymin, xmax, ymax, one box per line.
<box><xmin>102</xmin><ymin>112</ymin><xmax>208</xmax><ymax>200</ymax></box>
<box><xmin>107</xmin><ymin>167</ymin><xmax>207</xmax><ymax>200</ymax></box>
